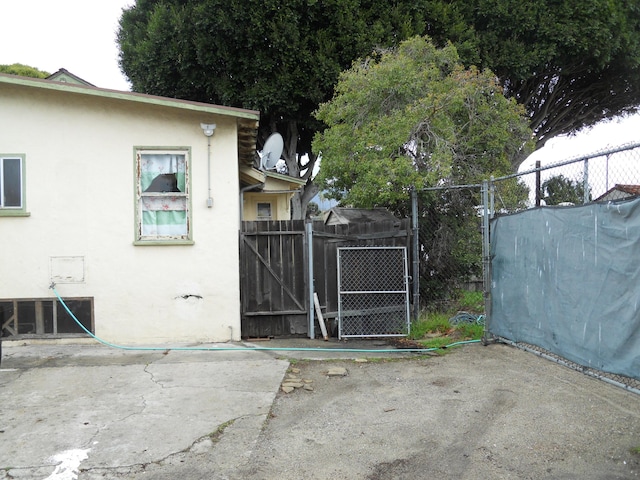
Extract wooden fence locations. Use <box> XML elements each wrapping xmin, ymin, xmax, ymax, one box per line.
<box><xmin>240</xmin><ymin>219</ymin><xmax>411</xmax><ymax>338</ymax></box>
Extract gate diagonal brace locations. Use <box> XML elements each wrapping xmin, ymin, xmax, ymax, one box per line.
<box><xmin>243</xmin><ymin>237</ymin><xmax>305</xmax><ymax>311</ymax></box>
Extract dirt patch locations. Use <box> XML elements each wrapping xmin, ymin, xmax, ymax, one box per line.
<box><xmin>236</xmin><ymin>344</ymin><xmax>640</xmax><ymax>480</ymax></box>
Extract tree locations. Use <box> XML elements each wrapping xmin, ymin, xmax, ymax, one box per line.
<box><xmin>0</xmin><ymin>64</ymin><xmax>49</xmax><ymax>78</ymax></box>
<box><xmin>314</xmin><ymin>36</ymin><xmax>533</xmax><ymax>205</ymax></box>
<box><xmin>542</xmin><ymin>175</ymin><xmax>590</xmax><ymax>206</ymax></box>
<box><xmin>117</xmin><ymin>0</ymin><xmax>640</xmax><ymax>218</ymax></box>
<box><xmin>117</xmin><ymin>0</ymin><xmax>430</xmax><ymax>218</ymax></box>
<box><xmin>426</xmin><ymin>0</ymin><xmax>640</xmax><ymax>147</ymax></box>
<box><xmin>313</xmin><ymin>36</ymin><xmax>533</xmax><ymax>304</ymax></box>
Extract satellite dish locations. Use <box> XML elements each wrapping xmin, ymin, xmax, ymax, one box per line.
<box><xmin>261</xmin><ymin>133</ymin><xmax>284</xmax><ymax>171</ymax></box>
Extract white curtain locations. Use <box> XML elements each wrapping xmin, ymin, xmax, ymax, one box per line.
<box><xmin>139</xmin><ymin>153</ymin><xmax>187</xmax><ymax>237</ymax></box>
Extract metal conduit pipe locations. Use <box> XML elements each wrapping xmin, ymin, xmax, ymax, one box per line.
<box><xmin>239</xmin><ymin>183</ymin><xmax>264</xmax><ymax>223</ymax></box>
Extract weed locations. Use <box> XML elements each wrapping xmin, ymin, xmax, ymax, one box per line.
<box><xmin>209</xmin><ymin>420</ymin><xmax>235</xmax><ymax>442</ymax></box>
<box><xmin>409</xmin><ymin>290</ymin><xmax>485</xmax><ymax>348</ymax></box>
<box><xmin>455</xmin><ymin>322</ymin><xmax>484</xmax><ymax>339</ymax></box>
<box><xmin>631</xmin><ymin>446</ymin><xmax>640</xmax><ymax>455</ymax></box>
<box><xmin>456</xmin><ymin>290</ymin><xmax>484</xmax><ymax>312</ymax></box>
<box><xmin>409</xmin><ymin>313</ymin><xmax>450</xmax><ymax>339</ymax></box>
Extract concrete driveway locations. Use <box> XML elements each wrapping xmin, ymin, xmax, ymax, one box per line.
<box><xmin>0</xmin><ymin>342</ymin><xmax>289</xmax><ymax>479</ymax></box>
<box><xmin>1</xmin><ymin>340</ymin><xmax>639</xmax><ymax>479</ymax></box>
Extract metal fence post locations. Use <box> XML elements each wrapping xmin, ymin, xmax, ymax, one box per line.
<box><xmin>490</xmin><ymin>176</ymin><xmax>495</xmax><ymax>216</ymax></box>
<box><xmin>535</xmin><ymin>160</ymin><xmax>541</xmax><ymax>206</ymax></box>
<box><xmin>583</xmin><ymin>158</ymin><xmax>589</xmax><ymax>204</ymax></box>
<box><xmin>411</xmin><ymin>188</ymin><xmax>420</xmax><ymax>322</ymax></box>
<box><xmin>481</xmin><ymin>180</ymin><xmax>491</xmax><ymax>340</ymax></box>
<box><xmin>306</xmin><ymin>221</ymin><xmax>315</xmax><ymax>339</ymax></box>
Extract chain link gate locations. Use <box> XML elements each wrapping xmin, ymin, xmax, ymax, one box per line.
<box><xmin>337</xmin><ymin>246</ymin><xmax>410</xmax><ymax>339</ymax></box>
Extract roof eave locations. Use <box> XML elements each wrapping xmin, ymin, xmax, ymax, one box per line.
<box><xmin>264</xmin><ymin>170</ymin><xmax>307</xmax><ymax>186</ymax></box>
<box><xmin>0</xmin><ymin>73</ymin><xmax>260</xmax><ymax>121</ymax></box>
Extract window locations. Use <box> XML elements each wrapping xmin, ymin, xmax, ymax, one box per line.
<box><xmin>257</xmin><ymin>202</ymin><xmax>272</xmax><ymax>220</ymax></box>
<box><xmin>135</xmin><ymin>148</ymin><xmax>192</xmax><ymax>244</ymax></box>
<box><xmin>0</xmin><ymin>155</ymin><xmax>28</xmax><ymax>216</ymax></box>
<box><xmin>0</xmin><ymin>298</ymin><xmax>94</xmax><ymax>337</ymax></box>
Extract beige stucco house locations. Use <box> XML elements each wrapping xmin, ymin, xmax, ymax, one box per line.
<box><xmin>240</xmin><ymin>167</ymin><xmax>306</xmax><ymax>221</ymax></box>
<box><xmin>0</xmin><ymin>72</ymin><xmax>260</xmax><ymax>344</ymax></box>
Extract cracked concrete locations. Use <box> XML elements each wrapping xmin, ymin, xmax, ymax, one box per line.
<box><xmin>4</xmin><ymin>339</ymin><xmax>637</xmax><ymax>479</ymax></box>
<box><xmin>0</xmin><ymin>342</ymin><xmax>289</xmax><ymax>479</ymax></box>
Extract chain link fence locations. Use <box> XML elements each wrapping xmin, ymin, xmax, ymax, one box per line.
<box><xmin>493</xmin><ymin>142</ymin><xmax>640</xmax><ymax>213</ymax></box>
<box><xmin>417</xmin><ymin>141</ymin><xmax>640</xmax><ymax>313</ymax></box>
<box><xmin>415</xmin><ymin>185</ymin><xmax>484</xmax><ymax>313</ymax></box>
<box><xmin>337</xmin><ymin>247</ymin><xmax>410</xmax><ymax>339</ymax></box>
<box><xmin>415</xmin><ymin>141</ymin><xmax>640</xmax><ymax>392</ymax></box>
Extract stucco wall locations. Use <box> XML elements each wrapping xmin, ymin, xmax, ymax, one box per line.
<box><xmin>243</xmin><ymin>192</ymin><xmax>292</xmax><ymax>220</ymax></box>
<box><xmin>0</xmin><ymin>83</ymin><xmax>245</xmax><ymax>344</ymax></box>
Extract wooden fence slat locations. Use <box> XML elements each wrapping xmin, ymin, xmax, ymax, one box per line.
<box><xmin>243</xmin><ymin>237</ymin><xmax>305</xmax><ymax>311</ymax></box>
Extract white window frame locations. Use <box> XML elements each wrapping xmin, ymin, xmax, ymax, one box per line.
<box><xmin>0</xmin><ymin>154</ymin><xmax>28</xmax><ymax>216</ymax></box>
<box><xmin>134</xmin><ymin>147</ymin><xmax>193</xmax><ymax>245</ymax></box>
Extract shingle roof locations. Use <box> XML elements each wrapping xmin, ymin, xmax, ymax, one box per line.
<box><xmin>595</xmin><ymin>184</ymin><xmax>640</xmax><ymax>201</ymax></box>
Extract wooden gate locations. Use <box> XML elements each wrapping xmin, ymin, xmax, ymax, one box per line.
<box><xmin>240</xmin><ymin>220</ymin><xmax>308</xmax><ymax>337</ymax></box>
<box><xmin>240</xmin><ymin>219</ymin><xmax>411</xmax><ymax>338</ymax></box>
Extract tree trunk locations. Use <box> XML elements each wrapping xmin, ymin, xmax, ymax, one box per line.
<box><xmin>281</xmin><ymin>120</ymin><xmax>319</xmax><ymax>220</ymax></box>
<box><xmin>291</xmin><ymin>180</ymin><xmax>319</xmax><ymax>220</ymax></box>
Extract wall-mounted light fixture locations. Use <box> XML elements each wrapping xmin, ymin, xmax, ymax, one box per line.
<box><xmin>200</xmin><ymin>123</ymin><xmax>216</xmax><ymax>207</ymax></box>
<box><xmin>200</xmin><ymin>123</ymin><xmax>216</xmax><ymax>137</ymax></box>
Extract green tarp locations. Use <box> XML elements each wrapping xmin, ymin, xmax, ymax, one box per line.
<box><xmin>490</xmin><ymin>198</ymin><xmax>640</xmax><ymax>381</ymax></box>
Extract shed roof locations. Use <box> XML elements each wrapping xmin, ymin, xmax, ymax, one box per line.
<box><xmin>323</xmin><ymin>207</ymin><xmax>399</xmax><ymax>225</ymax></box>
<box><xmin>239</xmin><ymin>166</ymin><xmax>306</xmax><ymax>189</ymax></box>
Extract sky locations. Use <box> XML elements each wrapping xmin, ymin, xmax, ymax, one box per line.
<box><xmin>0</xmin><ymin>0</ymin><xmax>133</xmax><ymax>91</ymax></box>
<box><xmin>518</xmin><ymin>114</ymin><xmax>640</xmax><ymax>203</ymax></box>
<box><xmin>521</xmin><ymin>114</ymin><xmax>640</xmax><ymax>171</ymax></box>
<box><xmin>1</xmin><ymin>0</ymin><xmax>638</xmax><ymax>177</ymax></box>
